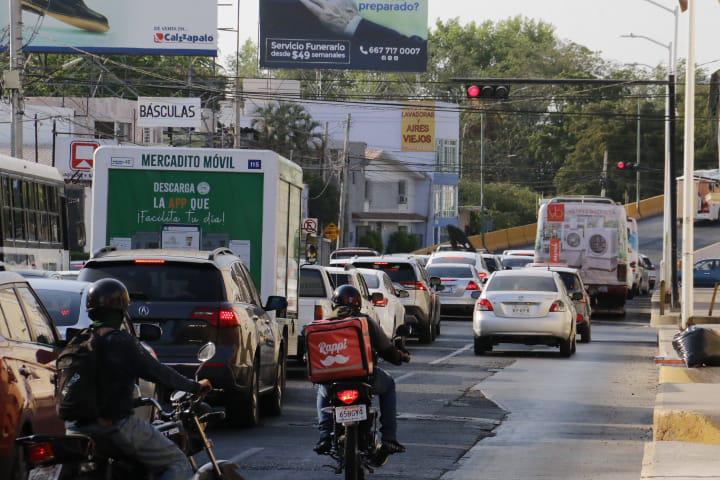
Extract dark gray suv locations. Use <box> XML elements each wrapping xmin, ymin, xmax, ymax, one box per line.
<box><xmin>78</xmin><ymin>247</ymin><xmax>287</xmax><ymax>427</ymax></box>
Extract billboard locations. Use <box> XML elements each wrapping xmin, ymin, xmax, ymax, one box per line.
<box><xmin>259</xmin><ymin>0</ymin><xmax>428</xmax><ymax>72</ymax></box>
<box><xmin>54</xmin><ymin>136</ymin><xmax>117</xmax><ymax>183</ymax></box>
<box><xmin>2</xmin><ymin>0</ymin><xmax>217</xmax><ymax>56</ymax></box>
<box><xmin>401</xmin><ymin>105</ymin><xmax>435</xmax><ymax>152</ymax></box>
<box><xmin>137</xmin><ymin>98</ymin><xmax>202</xmax><ymax>128</ymax></box>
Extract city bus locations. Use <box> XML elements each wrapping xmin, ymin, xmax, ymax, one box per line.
<box><xmin>0</xmin><ymin>154</ymin><xmax>70</xmax><ymax>271</ymax></box>
<box><xmin>535</xmin><ymin>196</ymin><xmax>630</xmax><ymax>314</ymax></box>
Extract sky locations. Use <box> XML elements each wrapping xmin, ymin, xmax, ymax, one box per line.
<box><xmin>217</xmin><ymin>0</ymin><xmax>720</xmax><ymax>73</ymax></box>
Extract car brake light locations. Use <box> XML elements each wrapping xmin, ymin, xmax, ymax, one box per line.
<box><xmin>314</xmin><ymin>305</ymin><xmax>325</xmax><ymax>320</ymax></box>
<box><xmin>401</xmin><ymin>281</ymin><xmax>426</xmax><ymax>291</ymax></box>
<box><xmin>191</xmin><ymin>308</ymin><xmax>240</xmax><ymax>328</ymax></box>
<box><xmin>550</xmin><ymin>301</ymin><xmax>565</xmax><ymax>312</ymax></box>
<box><xmin>576</xmin><ymin>313</ymin><xmax>584</xmax><ymax>322</ymax></box>
<box><xmin>374</xmin><ymin>262</ymin><xmax>389</xmax><ymax>265</ymax></box>
<box><xmin>336</xmin><ymin>389</ymin><xmax>359</xmax><ymax>405</ymax></box>
<box><xmin>134</xmin><ymin>259</ymin><xmax>166</xmax><ymax>264</ymax></box>
<box><xmin>478</xmin><ymin>272</ymin><xmax>487</xmax><ymax>279</ymax></box>
<box><xmin>373</xmin><ymin>297</ymin><xmax>388</xmax><ymax>307</ymax></box>
<box><xmin>477</xmin><ymin>299</ymin><xmax>494</xmax><ymax>311</ymax></box>
<box><xmin>28</xmin><ymin>442</ymin><xmax>55</xmax><ymax>465</ymax></box>
<box><xmin>466</xmin><ymin>281</ymin><xmax>480</xmax><ymax>291</ymax></box>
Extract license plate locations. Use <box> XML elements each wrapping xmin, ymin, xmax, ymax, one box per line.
<box><xmin>512</xmin><ymin>307</ymin><xmax>531</xmax><ymax>315</ymax></box>
<box><xmin>29</xmin><ymin>465</ymin><xmax>62</xmax><ymax>480</ymax></box>
<box><xmin>440</xmin><ymin>287</ymin><xmax>455</xmax><ymax>295</ymax></box>
<box><xmin>335</xmin><ymin>404</ymin><xmax>367</xmax><ymax>424</ymax></box>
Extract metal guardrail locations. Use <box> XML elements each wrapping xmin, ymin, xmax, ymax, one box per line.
<box><xmin>709</xmin><ymin>282</ymin><xmax>720</xmax><ymax>316</ymax></box>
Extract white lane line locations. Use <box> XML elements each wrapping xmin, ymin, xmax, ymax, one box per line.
<box><xmin>429</xmin><ymin>343</ymin><xmax>472</xmax><ymax>365</ymax></box>
<box><xmin>394</xmin><ymin>372</ymin><xmax>416</xmax><ymax>383</ymax></box>
<box><xmin>230</xmin><ymin>447</ymin><xmax>264</xmax><ymax>464</ymax></box>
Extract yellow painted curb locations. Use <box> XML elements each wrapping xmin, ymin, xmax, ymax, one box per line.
<box><xmin>654</xmin><ymin>410</ymin><xmax>720</xmax><ymax>444</ymax></box>
<box><xmin>659</xmin><ymin>366</ymin><xmax>720</xmax><ymax>384</ymax></box>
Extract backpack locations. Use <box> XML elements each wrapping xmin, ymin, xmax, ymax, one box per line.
<box><xmin>305</xmin><ymin>317</ymin><xmax>374</xmax><ymax>383</ymax></box>
<box><xmin>56</xmin><ymin>329</ymin><xmax>104</xmax><ymax>421</ymax></box>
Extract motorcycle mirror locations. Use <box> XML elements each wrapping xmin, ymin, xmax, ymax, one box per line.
<box><xmin>197</xmin><ymin>342</ymin><xmax>216</xmax><ymax>363</ymax></box>
<box><xmin>170</xmin><ymin>390</ymin><xmax>188</xmax><ymax>403</ymax></box>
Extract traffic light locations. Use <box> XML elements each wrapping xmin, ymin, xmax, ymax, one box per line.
<box><xmin>616</xmin><ymin>161</ymin><xmax>637</xmax><ymax>171</ymax></box>
<box><xmin>465</xmin><ymin>84</ymin><xmax>511</xmax><ymax>100</ymax></box>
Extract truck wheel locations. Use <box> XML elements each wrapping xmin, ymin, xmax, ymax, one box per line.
<box><xmin>264</xmin><ymin>349</ymin><xmax>285</xmax><ymax>417</ymax></box>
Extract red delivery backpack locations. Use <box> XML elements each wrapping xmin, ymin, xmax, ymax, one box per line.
<box><xmin>305</xmin><ymin>317</ymin><xmax>374</xmax><ymax>383</ymax></box>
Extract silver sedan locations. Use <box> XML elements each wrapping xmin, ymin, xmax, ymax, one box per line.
<box><xmin>472</xmin><ymin>270</ymin><xmax>578</xmax><ymax>357</ymax></box>
<box><xmin>426</xmin><ymin>263</ymin><xmax>482</xmax><ymax>320</ymax></box>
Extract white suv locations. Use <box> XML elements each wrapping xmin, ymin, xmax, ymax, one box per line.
<box><xmin>349</xmin><ymin>256</ymin><xmax>441</xmax><ymax>344</ymax></box>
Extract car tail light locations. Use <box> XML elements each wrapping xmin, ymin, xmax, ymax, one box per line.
<box><xmin>466</xmin><ymin>281</ymin><xmax>480</xmax><ymax>291</ymax></box>
<box><xmin>192</xmin><ymin>308</ymin><xmax>240</xmax><ymax>328</ymax></box>
<box><xmin>401</xmin><ymin>281</ymin><xmax>427</xmax><ymax>291</ymax></box>
<box><xmin>314</xmin><ymin>305</ymin><xmax>325</xmax><ymax>320</ymax></box>
<box><xmin>28</xmin><ymin>442</ymin><xmax>55</xmax><ymax>465</ymax></box>
<box><xmin>373</xmin><ymin>297</ymin><xmax>388</xmax><ymax>307</ymax></box>
<box><xmin>550</xmin><ymin>301</ymin><xmax>565</xmax><ymax>312</ymax></box>
<box><xmin>134</xmin><ymin>259</ymin><xmax>166</xmax><ymax>264</ymax></box>
<box><xmin>477</xmin><ymin>299</ymin><xmax>494</xmax><ymax>311</ymax></box>
<box><xmin>336</xmin><ymin>389</ymin><xmax>359</xmax><ymax>405</ymax></box>
<box><xmin>478</xmin><ymin>272</ymin><xmax>487</xmax><ymax>279</ymax></box>
<box><xmin>576</xmin><ymin>313</ymin><xmax>584</xmax><ymax>322</ymax></box>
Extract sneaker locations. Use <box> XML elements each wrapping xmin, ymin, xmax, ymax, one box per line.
<box><xmin>314</xmin><ymin>438</ymin><xmax>332</xmax><ymax>455</ymax></box>
<box><xmin>380</xmin><ymin>439</ymin><xmax>406</xmax><ymax>455</ymax></box>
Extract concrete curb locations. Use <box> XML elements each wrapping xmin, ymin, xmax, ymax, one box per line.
<box><xmin>641</xmin><ymin>441</ymin><xmax>720</xmax><ymax>479</ymax></box>
<box><xmin>654</xmin><ymin>383</ymin><xmax>720</xmax><ymax>444</ymax></box>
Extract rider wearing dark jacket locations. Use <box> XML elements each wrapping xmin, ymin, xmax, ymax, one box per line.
<box><xmin>314</xmin><ymin>285</ymin><xmax>409</xmax><ymax>456</ymax></box>
<box><xmin>66</xmin><ymin>278</ymin><xmax>212</xmax><ymax>480</ymax></box>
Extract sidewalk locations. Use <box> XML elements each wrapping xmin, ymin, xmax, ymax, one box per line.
<box><xmin>642</xmin><ymin>289</ymin><xmax>720</xmax><ymax>479</ymax></box>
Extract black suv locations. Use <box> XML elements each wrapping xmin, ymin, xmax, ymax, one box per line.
<box><xmin>78</xmin><ymin>248</ymin><xmax>288</xmax><ymax>427</ymax></box>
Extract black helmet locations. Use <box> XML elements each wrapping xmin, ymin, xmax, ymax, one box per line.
<box><xmin>332</xmin><ymin>285</ymin><xmax>362</xmax><ymax>313</ymax></box>
<box><xmin>86</xmin><ymin>278</ymin><xmax>130</xmax><ymax>315</ymax></box>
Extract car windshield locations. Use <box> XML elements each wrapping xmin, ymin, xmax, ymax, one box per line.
<box><xmin>426</xmin><ymin>266</ymin><xmax>473</xmax><ymax>278</ymax></box>
<box><xmin>431</xmin><ymin>257</ymin><xmax>475</xmax><ymax>266</ymax></box>
<box><xmin>486</xmin><ymin>275</ymin><xmax>558</xmax><ymax>292</ymax></box>
<box><xmin>79</xmin><ymin>263</ymin><xmax>223</xmax><ymax>302</ymax></box>
<box><xmin>34</xmin><ymin>288</ymin><xmax>83</xmax><ymax>326</ymax></box>
<box><xmin>361</xmin><ymin>274</ymin><xmax>380</xmax><ymax>289</ymax></box>
<box><xmin>351</xmin><ymin>263</ymin><xmax>417</xmax><ymax>284</ymax></box>
<box><xmin>484</xmin><ymin>257</ymin><xmax>499</xmax><ymax>272</ymax></box>
<box><xmin>503</xmin><ymin>257</ymin><xmax>533</xmax><ymax>269</ymax></box>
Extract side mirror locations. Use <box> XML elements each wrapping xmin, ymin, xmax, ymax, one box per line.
<box><xmin>571</xmin><ymin>292</ymin><xmax>584</xmax><ymax>302</ymax></box>
<box><xmin>264</xmin><ymin>295</ymin><xmax>288</xmax><ymax>312</ymax></box>
<box><xmin>197</xmin><ymin>342</ymin><xmax>216</xmax><ymax>363</ymax></box>
<box><xmin>397</xmin><ymin>289</ymin><xmax>410</xmax><ymax>299</ymax></box>
<box><xmin>371</xmin><ymin>292</ymin><xmax>385</xmax><ymax>305</ymax></box>
<box><xmin>395</xmin><ymin>324</ymin><xmax>412</xmax><ymax>337</ymax></box>
<box><xmin>429</xmin><ymin>277</ymin><xmax>442</xmax><ymax>289</ymax></box>
<box><xmin>138</xmin><ymin>323</ymin><xmax>162</xmax><ymax>342</ymax></box>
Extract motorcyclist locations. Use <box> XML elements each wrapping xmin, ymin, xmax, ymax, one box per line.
<box><xmin>65</xmin><ymin>278</ymin><xmax>212</xmax><ymax>480</ymax></box>
<box><xmin>314</xmin><ymin>285</ymin><xmax>410</xmax><ymax>457</ymax></box>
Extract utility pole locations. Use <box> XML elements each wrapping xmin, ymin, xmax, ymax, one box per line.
<box><xmin>670</xmin><ymin>73</ymin><xmax>679</xmax><ymax>307</ymax></box>
<box><xmin>8</xmin><ymin>0</ymin><xmax>24</xmax><ymax>158</ymax></box>
<box><xmin>479</xmin><ymin>112</ymin><xmax>485</xmax><ymax>213</ymax></box>
<box><xmin>601</xmin><ymin>149</ymin><xmax>609</xmax><ymax>197</ymax></box>
<box><xmin>233</xmin><ymin>0</ymin><xmax>242</xmax><ymax>149</ymax></box>
<box><xmin>681</xmin><ymin>0</ymin><xmax>697</xmax><ymax>327</ymax></box>
<box><xmin>636</xmin><ymin>99</ymin><xmax>641</xmax><ymax>208</ymax></box>
<box><xmin>337</xmin><ymin>114</ymin><xmax>351</xmax><ymax>249</ymax></box>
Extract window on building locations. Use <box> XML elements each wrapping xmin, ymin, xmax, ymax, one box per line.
<box><xmin>116</xmin><ymin>122</ymin><xmax>132</xmax><ymax>141</ymax></box>
<box><xmin>434</xmin><ymin>185</ymin><xmax>458</xmax><ymax>218</ymax></box>
<box><xmin>94</xmin><ymin>121</ymin><xmax>115</xmax><ymax>139</ymax></box>
<box><xmin>436</xmin><ymin>139</ymin><xmax>459</xmax><ymax>173</ymax></box>
<box><xmin>398</xmin><ymin>180</ymin><xmax>407</xmax><ymax>204</ymax></box>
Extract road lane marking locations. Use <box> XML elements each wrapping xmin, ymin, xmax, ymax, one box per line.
<box><xmin>394</xmin><ymin>372</ymin><xmax>415</xmax><ymax>383</ymax></box>
<box><xmin>429</xmin><ymin>343</ymin><xmax>472</xmax><ymax>365</ymax></box>
<box><xmin>230</xmin><ymin>447</ymin><xmax>264</xmax><ymax>464</ymax></box>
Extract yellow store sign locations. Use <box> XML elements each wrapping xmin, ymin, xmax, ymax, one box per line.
<box><xmin>401</xmin><ymin>105</ymin><xmax>436</xmax><ymax>152</ymax></box>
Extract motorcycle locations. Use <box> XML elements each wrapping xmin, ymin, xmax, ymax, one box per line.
<box><xmin>16</xmin><ymin>342</ymin><xmax>244</xmax><ymax>480</ymax></box>
<box><xmin>320</xmin><ymin>324</ymin><xmax>411</xmax><ymax>480</ymax></box>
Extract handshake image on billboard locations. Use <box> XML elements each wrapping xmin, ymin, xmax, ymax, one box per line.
<box><xmin>22</xmin><ymin>0</ymin><xmax>109</xmax><ymax>33</ymax></box>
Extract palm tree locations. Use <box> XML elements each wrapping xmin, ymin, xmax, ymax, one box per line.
<box><xmin>251</xmin><ymin>102</ymin><xmax>322</xmax><ymax>163</ymax></box>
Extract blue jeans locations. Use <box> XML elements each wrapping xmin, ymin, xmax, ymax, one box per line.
<box><xmin>67</xmin><ymin>416</ymin><xmax>193</xmax><ymax>480</ymax></box>
<box><xmin>317</xmin><ymin>367</ymin><xmax>398</xmax><ymax>443</ymax></box>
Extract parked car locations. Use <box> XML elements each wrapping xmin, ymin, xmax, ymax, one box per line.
<box><xmin>501</xmin><ymin>255</ymin><xmax>534</xmax><ymax>270</ymax></box>
<box><xmin>359</xmin><ymin>269</ymin><xmax>408</xmax><ymax>338</ymax></box>
<box><xmin>481</xmin><ymin>254</ymin><xmax>504</xmax><ymax>273</ymax></box>
<box><xmin>348</xmin><ymin>256</ymin><xmax>442</xmax><ymax>344</ymax></box>
<box><xmin>427</xmin><ymin>251</ymin><xmax>490</xmax><ymax>280</ymax></box>
<box><xmin>689</xmin><ymin>259</ymin><xmax>720</xmax><ymax>288</ymax></box>
<box><xmin>0</xmin><ymin>272</ymin><xmax>64</xmax><ymax>480</ymax></box>
<box><xmin>28</xmin><ymin>278</ymin><xmax>160</xmax><ymax>421</ymax></box>
<box><xmin>295</xmin><ymin>265</ymin><xmax>335</xmax><ymax>363</ymax></box>
<box><xmin>330</xmin><ymin>247</ymin><xmax>379</xmax><ymax>261</ymax></box>
<box><xmin>425</xmin><ymin>263</ymin><xmax>482</xmax><ymax>320</ymax></box>
<box><xmin>473</xmin><ymin>270</ymin><xmax>578</xmax><ymax>357</ymax></box>
<box><xmin>78</xmin><ymin>248</ymin><xmax>288</xmax><ymax>427</ymax></box>
<box><xmin>640</xmin><ymin>254</ymin><xmax>657</xmax><ymax>290</ymax></box>
<box><xmin>527</xmin><ymin>266</ymin><xmax>592</xmax><ymax>343</ymax></box>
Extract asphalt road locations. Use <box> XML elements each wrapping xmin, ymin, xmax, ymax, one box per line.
<box><xmin>638</xmin><ymin>214</ymin><xmax>720</xmax><ymax>265</ymax></box>
<box><xmin>208</xmin><ymin>297</ymin><xmax>657</xmax><ymax>480</ymax></box>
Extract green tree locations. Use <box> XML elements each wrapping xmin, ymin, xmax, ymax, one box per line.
<box><xmin>460</xmin><ymin>179</ymin><xmax>539</xmax><ymax>230</ymax></box>
<box><xmin>226</xmin><ymin>38</ymin><xmax>260</xmax><ymax>79</ymax></box>
<box><xmin>251</xmin><ymin>102</ymin><xmax>322</xmax><ymax>162</ymax></box>
<box><xmin>358</xmin><ymin>230</ymin><xmax>383</xmax><ymax>253</ymax></box>
<box><xmin>386</xmin><ymin>231</ymin><xmax>420</xmax><ymax>254</ymax></box>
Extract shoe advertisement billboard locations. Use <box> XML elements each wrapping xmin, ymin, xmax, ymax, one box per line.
<box><xmin>259</xmin><ymin>0</ymin><xmax>428</xmax><ymax>72</ymax></box>
<box><xmin>3</xmin><ymin>0</ymin><xmax>217</xmax><ymax>56</ymax></box>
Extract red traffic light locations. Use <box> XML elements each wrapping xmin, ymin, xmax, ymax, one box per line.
<box><xmin>467</xmin><ymin>85</ymin><xmax>481</xmax><ymax>98</ymax></box>
<box><xmin>617</xmin><ymin>161</ymin><xmax>626</xmax><ymax>170</ymax></box>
